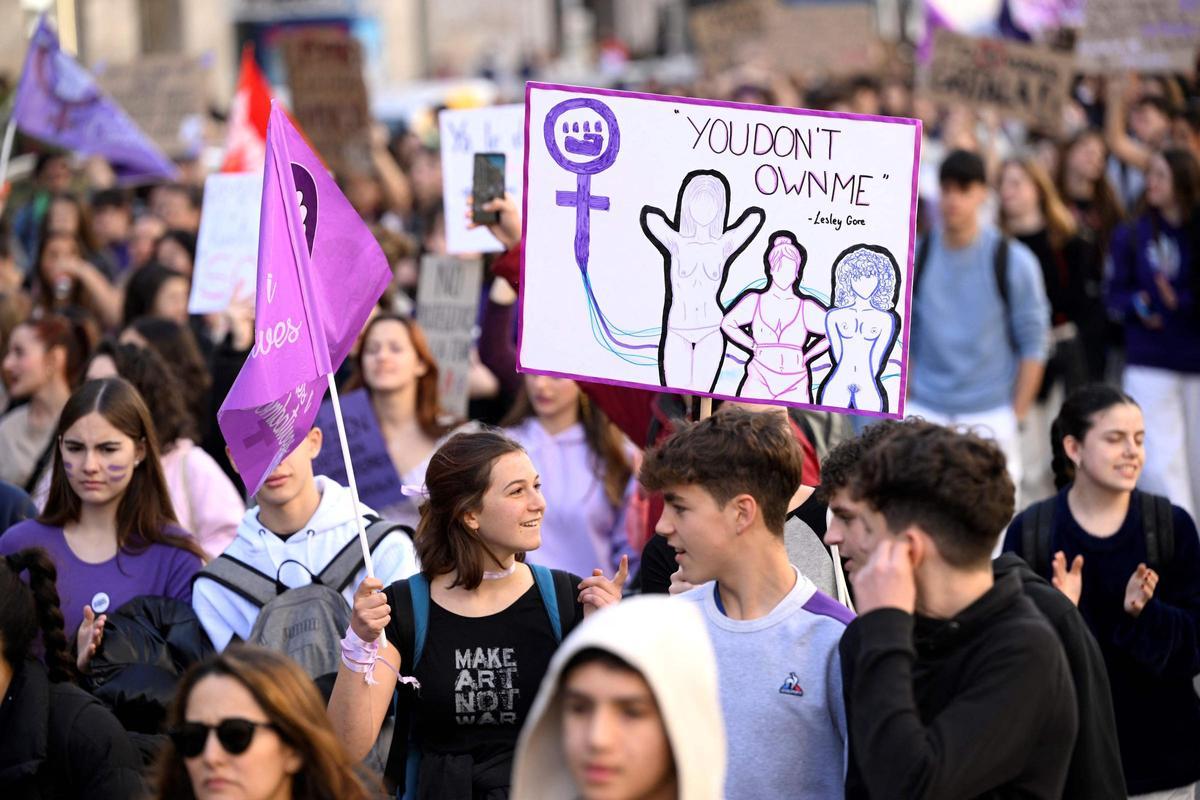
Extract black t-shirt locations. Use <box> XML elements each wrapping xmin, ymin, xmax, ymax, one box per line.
<box><xmin>386</xmin><ymin>578</ymin><xmax>582</xmax><ymax>760</ymax></box>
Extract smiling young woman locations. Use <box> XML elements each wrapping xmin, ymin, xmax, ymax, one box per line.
<box><xmin>0</xmin><ymin>378</ymin><xmax>204</xmax><ymax>675</ymax></box>
<box><xmin>328</xmin><ymin>430</ymin><xmax>628</xmax><ymax>798</ymax></box>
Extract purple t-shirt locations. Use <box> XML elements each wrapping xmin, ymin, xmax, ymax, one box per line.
<box><xmin>0</xmin><ymin>520</ymin><xmax>202</xmax><ymax>635</ymax></box>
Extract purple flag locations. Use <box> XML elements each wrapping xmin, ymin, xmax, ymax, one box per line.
<box><xmin>11</xmin><ymin>17</ymin><xmax>177</xmax><ymax>183</ymax></box>
<box><xmin>218</xmin><ymin>101</ymin><xmax>392</xmax><ymax>495</ymax></box>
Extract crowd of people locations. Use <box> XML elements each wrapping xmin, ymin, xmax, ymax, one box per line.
<box><xmin>0</xmin><ymin>29</ymin><xmax>1199</xmax><ymax>800</ymax></box>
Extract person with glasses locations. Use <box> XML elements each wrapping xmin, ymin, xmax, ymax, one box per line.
<box><xmin>150</xmin><ymin>644</ymin><xmax>373</xmax><ymax>800</ymax></box>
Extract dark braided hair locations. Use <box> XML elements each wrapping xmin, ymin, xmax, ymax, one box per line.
<box><xmin>1</xmin><ymin>548</ymin><xmax>76</xmax><ymax>682</ymax></box>
<box><xmin>1050</xmin><ymin>384</ymin><xmax>1140</xmax><ymax>490</ymax></box>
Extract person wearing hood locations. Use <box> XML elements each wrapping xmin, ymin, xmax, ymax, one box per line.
<box><xmin>191</xmin><ymin>426</ymin><xmax>419</xmax><ymax>651</ymax></box>
<box><xmin>511</xmin><ymin>595</ymin><xmax>725</xmax><ymax>800</ymax></box>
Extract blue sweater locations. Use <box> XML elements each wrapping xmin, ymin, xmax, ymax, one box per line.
<box><xmin>909</xmin><ymin>226</ymin><xmax>1050</xmax><ymax>414</ymax></box>
<box><xmin>1107</xmin><ymin>213</ymin><xmax>1200</xmax><ymax>374</ymax></box>
<box><xmin>1003</xmin><ymin>490</ymin><xmax>1200</xmax><ymax>794</ymax></box>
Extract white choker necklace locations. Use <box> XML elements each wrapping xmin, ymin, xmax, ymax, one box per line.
<box><xmin>482</xmin><ymin>562</ymin><xmax>518</xmax><ymax>580</ymax></box>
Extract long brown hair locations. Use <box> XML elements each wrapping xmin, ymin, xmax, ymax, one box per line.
<box><xmin>38</xmin><ymin>377</ymin><xmax>204</xmax><ymax>560</ymax></box>
<box><xmin>414</xmin><ymin>430</ymin><xmax>526</xmax><ymax>590</ymax></box>
<box><xmin>999</xmin><ymin>155</ymin><xmax>1079</xmax><ymax>249</ymax></box>
<box><xmin>1056</xmin><ymin>130</ymin><xmax>1123</xmax><ymax>245</ymax></box>
<box><xmin>150</xmin><ymin>645</ymin><xmax>375</xmax><ymax>800</ymax></box>
<box><xmin>11</xmin><ymin>312</ymin><xmax>93</xmax><ymax>390</ymax></box>
<box><xmin>346</xmin><ymin>313</ymin><xmax>455</xmax><ymax>438</ymax></box>
<box><xmin>501</xmin><ymin>383</ymin><xmax>633</xmax><ymax>508</ymax></box>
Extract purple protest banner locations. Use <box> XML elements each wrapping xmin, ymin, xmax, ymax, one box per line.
<box><xmin>8</xmin><ymin>16</ymin><xmax>177</xmax><ymax>183</ymax></box>
<box><xmin>218</xmin><ymin>101</ymin><xmax>391</xmax><ymax>497</ymax></box>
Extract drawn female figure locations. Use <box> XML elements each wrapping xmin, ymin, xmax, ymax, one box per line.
<box><xmin>817</xmin><ymin>245</ymin><xmax>901</xmax><ymax>413</ymax></box>
<box><xmin>642</xmin><ymin>171</ymin><xmax>764</xmax><ymax>391</ymax></box>
<box><xmin>721</xmin><ymin>232</ymin><xmax>829</xmax><ymax>404</ymax></box>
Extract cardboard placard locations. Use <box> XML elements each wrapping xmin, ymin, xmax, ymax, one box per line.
<box><xmin>438</xmin><ymin>104</ymin><xmax>526</xmax><ymax>255</ymax></box>
<box><xmin>281</xmin><ymin>29</ymin><xmax>372</xmax><ymax>176</ymax></box>
<box><xmin>416</xmin><ymin>255</ymin><xmax>484</xmax><ymax>418</ymax></box>
<box><xmin>927</xmin><ymin>30</ymin><xmax>1073</xmax><ymax>133</ymax></box>
<box><xmin>520</xmin><ymin>83</ymin><xmax>921</xmax><ymax>418</ymax></box>
<box><xmin>188</xmin><ymin>172</ymin><xmax>264</xmax><ymax>314</ymax></box>
<box><xmin>97</xmin><ymin>54</ymin><xmax>209</xmax><ymax>158</ymax></box>
<box><xmin>311</xmin><ymin>388</ymin><xmax>405</xmax><ymax>513</ymax></box>
<box><xmin>690</xmin><ymin>0</ymin><xmax>882</xmax><ymax>77</ymax></box>
<box><xmin>1078</xmin><ymin>0</ymin><xmax>1200</xmax><ymax>73</ymax></box>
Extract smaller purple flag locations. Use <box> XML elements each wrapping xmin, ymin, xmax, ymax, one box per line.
<box><xmin>218</xmin><ymin>101</ymin><xmax>392</xmax><ymax>496</ymax></box>
<box><xmin>11</xmin><ymin>17</ymin><xmax>177</xmax><ymax>183</ymax></box>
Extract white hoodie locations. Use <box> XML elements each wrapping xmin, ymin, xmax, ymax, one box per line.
<box><xmin>511</xmin><ymin>596</ymin><xmax>726</xmax><ymax>800</ymax></box>
<box><xmin>192</xmin><ymin>476</ymin><xmax>419</xmax><ymax>650</ymax></box>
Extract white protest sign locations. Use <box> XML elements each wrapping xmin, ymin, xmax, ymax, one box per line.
<box><xmin>188</xmin><ymin>172</ymin><xmax>264</xmax><ymax>314</ymax></box>
<box><xmin>438</xmin><ymin>104</ymin><xmax>525</xmax><ymax>254</ymax></box>
<box><xmin>519</xmin><ymin>83</ymin><xmax>921</xmax><ymax>418</ymax></box>
<box><xmin>417</xmin><ymin>255</ymin><xmax>484</xmax><ymax>417</ymax></box>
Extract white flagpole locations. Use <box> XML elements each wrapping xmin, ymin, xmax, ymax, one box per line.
<box><xmin>0</xmin><ymin>120</ymin><xmax>17</xmax><ymax>203</ymax></box>
<box><xmin>326</xmin><ymin>371</ymin><xmax>388</xmax><ymax>648</ymax></box>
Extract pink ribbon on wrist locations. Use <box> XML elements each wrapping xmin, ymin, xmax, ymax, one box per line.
<box><xmin>340</xmin><ymin>625</ymin><xmax>417</xmax><ymax>689</ymax></box>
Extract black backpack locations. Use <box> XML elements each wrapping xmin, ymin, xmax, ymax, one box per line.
<box><xmin>1020</xmin><ymin>490</ymin><xmax>1175</xmax><ymax>575</ymax></box>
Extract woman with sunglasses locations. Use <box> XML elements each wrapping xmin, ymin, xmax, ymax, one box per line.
<box><xmin>151</xmin><ymin>644</ymin><xmax>373</xmax><ymax>800</ymax></box>
<box><xmin>0</xmin><ymin>546</ymin><xmax>143</xmax><ymax>798</ymax></box>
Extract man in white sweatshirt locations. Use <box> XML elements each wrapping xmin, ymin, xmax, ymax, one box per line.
<box><xmin>192</xmin><ymin>427</ymin><xmax>419</xmax><ymax>650</ymax></box>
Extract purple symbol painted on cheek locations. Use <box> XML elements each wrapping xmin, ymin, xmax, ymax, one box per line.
<box><xmin>106</xmin><ymin>464</ymin><xmax>129</xmax><ymax>479</ymax></box>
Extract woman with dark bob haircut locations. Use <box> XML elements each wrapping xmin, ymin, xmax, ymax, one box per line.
<box><xmin>150</xmin><ymin>644</ymin><xmax>374</xmax><ymax>800</ymax></box>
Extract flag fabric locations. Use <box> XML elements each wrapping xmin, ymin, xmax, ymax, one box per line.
<box><xmin>220</xmin><ymin>45</ymin><xmax>272</xmax><ymax>173</ymax></box>
<box><xmin>10</xmin><ymin>16</ymin><xmax>177</xmax><ymax>183</ymax></box>
<box><xmin>218</xmin><ymin>101</ymin><xmax>391</xmax><ymax>495</ymax></box>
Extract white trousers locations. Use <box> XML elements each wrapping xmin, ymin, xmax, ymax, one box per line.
<box><xmin>1124</xmin><ymin>365</ymin><xmax>1200</xmax><ymax>520</ymax></box>
<box><xmin>1019</xmin><ymin>381</ymin><xmax>1064</xmax><ymax>507</ymax></box>
<box><xmin>1131</xmin><ymin>782</ymin><xmax>1198</xmax><ymax>800</ymax></box>
<box><xmin>904</xmin><ymin>401</ymin><xmax>1023</xmax><ymax>547</ymax></box>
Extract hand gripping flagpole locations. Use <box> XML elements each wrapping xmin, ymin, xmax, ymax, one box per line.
<box><xmin>0</xmin><ymin>120</ymin><xmax>16</xmax><ymax>202</ymax></box>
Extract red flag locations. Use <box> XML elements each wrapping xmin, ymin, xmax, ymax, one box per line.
<box><xmin>220</xmin><ymin>45</ymin><xmax>272</xmax><ymax>173</ymax></box>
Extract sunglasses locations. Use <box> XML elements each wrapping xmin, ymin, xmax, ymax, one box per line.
<box><xmin>169</xmin><ymin>718</ymin><xmax>276</xmax><ymax>758</ymax></box>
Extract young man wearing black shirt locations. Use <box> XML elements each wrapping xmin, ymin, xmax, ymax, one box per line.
<box><xmin>835</xmin><ymin>421</ymin><xmax>1078</xmax><ymax>799</ymax></box>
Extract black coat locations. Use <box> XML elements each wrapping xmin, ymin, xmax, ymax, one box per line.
<box><xmin>992</xmin><ymin>554</ymin><xmax>1125</xmax><ymax>800</ymax></box>
<box><xmin>841</xmin><ymin>572</ymin><xmax>1079</xmax><ymax>799</ymax></box>
<box><xmin>0</xmin><ymin>660</ymin><xmax>143</xmax><ymax>799</ymax></box>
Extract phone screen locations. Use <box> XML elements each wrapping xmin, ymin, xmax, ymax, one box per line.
<box><xmin>472</xmin><ymin>152</ymin><xmax>506</xmax><ymax>225</ymax></box>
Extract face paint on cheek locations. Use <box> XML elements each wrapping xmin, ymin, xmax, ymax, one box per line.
<box><xmin>63</xmin><ymin>461</ymin><xmax>73</xmax><ymax>473</ymax></box>
<box><xmin>105</xmin><ymin>464</ymin><xmax>129</xmax><ymax>480</ymax></box>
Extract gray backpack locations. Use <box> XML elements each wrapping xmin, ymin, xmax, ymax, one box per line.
<box><xmin>195</xmin><ymin>516</ymin><xmax>408</xmax><ymax>680</ymax></box>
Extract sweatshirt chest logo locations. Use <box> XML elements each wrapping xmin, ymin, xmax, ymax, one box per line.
<box><xmin>779</xmin><ymin>672</ymin><xmax>804</xmax><ymax>697</ymax></box>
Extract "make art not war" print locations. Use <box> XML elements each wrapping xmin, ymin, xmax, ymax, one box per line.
<box><xmin>454</xmin><ymin>647</ymin><xmax>520</xmax><ymax>726</ymax></box>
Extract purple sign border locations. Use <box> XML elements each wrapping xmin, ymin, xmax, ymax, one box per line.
<box><xmin>517</xmin><ymin>80</ymin><xmax>923</xmax><ymax>421</ymax></box>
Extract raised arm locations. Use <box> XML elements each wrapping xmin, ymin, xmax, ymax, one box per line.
<box><xmin>1105</xmin><ymin>75</ymin><xmax>1154</xmax><ymax>173</ymax></box>
<box><xmin>641</xmin><ymin>207</ymin><xmax>678</xmax><ymax>254</ymax></box>
<box><xmin>722</xmin><ymin>207</ymin><xmax>765</xmax><ymax>256</ymax></box>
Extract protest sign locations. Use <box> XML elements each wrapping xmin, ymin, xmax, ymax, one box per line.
<box><xmin>98</xmin><ymin>54</ymin><xmax>209</xmax><ymax>158</ymax></box>
<box><xmin>438</xmin><ymin>104</ymin><xmax>525</xmax><ymax>254</ymax></box>
<box><xmin>417</xmin><ymin>255</ymin><xmax>483</xmax><ymax>418</ymax></box>
<box><xmin>312</xmin><ymin>388</ymin><xmax>404</xmax><ymax>513</ymax></box>
<box><xmin>520</xmin><ymin>83</ymin><xmax>921</xmax><ymax>418</ymax></box>
<box><xmin>690</xmin><ymin>0</ymin><xmax>881</xmax><ymax>77</ymax></box>
<box><xmin>927</xmin><ymin>30</ymin><xmax>1073</xmax><ymax>133</ymax></box>
<box><xmin>1078</xmin><ymin>0</ymin><xmax>1200</xmax><ymax>73</ymax></box>
<box><xmin>280</xmin><ymin>29</ymin><xmax>372</xmax><ymax>176</ymax></box>
<box><xmin>188</xmin><ymin>172</ymin><xmax>263</xmax><ymax>314</ymax></box>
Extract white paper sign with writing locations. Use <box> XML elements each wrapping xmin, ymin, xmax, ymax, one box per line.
<box><xmin>417</xmin><ymin>255</ymin><xmax>484</xmax><ymax>417</ymax></box>
<box><xmin>188</xmin><ymin>172</ymin><xmax>264</xmax><ymax>314</ymax></box>
<box><xmin>439</xmin><ymin>104</ymin><xmax>525</xmax><ymax>254</ymax></box>
<box><xmin>519</xmin><ymin>83</ymin><xmax>921</xmax><ymax>419</ymax></box>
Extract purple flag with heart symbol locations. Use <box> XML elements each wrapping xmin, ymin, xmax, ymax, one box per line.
<box><xmin>219</xmin><ymin>101</ymin><xmax>391</xmax><ymax>496</ymax></box>
<box><xmin>10</xmin><ymin>16</ymin><xmax>177</xmax><ymax>183</ymax></box>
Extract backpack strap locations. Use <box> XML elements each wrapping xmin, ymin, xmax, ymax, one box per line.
<box><xmin>317</xmin><ymin>516</ymin><xmax>410</xmax><ymax>593</ymax></box>
<box><xmin>408</xmin><ymin>573</ymin><xmax>432</xmax><ymax>668</ymax></box>
<box><xmin>994</xmin><ymin>236</ymin><xmax>1016</xmax><ymax>348</ymax></box>
<box><xmin>530</xmin><ymin>563</ymin><xmax>576</xmax><ymax>643</ymax></box>
<box><xmin>912</xmin><ymin>234</ymin><xmax>931</xmax><ymax>299</ymax></box>
<box><xmin>1138</xmin><ymin>491</ymin><xmax>1176</xmax><ymax>572</ymax></box>
<box><xmin>1021</xmin><ymin>498</ymin><xmax>1056</xmax><ymax>577</ymax></box>
<box><xmin>193</xmin><ymin>554</ymin><xmax>279</xmax><ymax>608</ymax></box>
